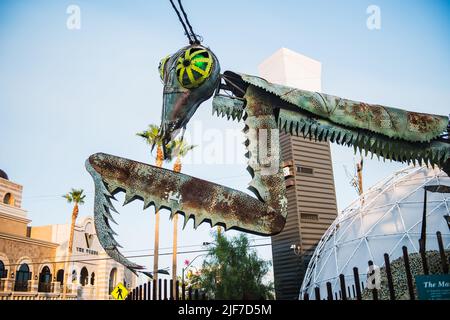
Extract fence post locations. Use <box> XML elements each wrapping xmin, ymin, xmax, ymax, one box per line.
<box><xmin>384</xmin><ymin>253</ymin><xmax>395</xmax><ymax>300</ymax></box>
<box><xmin>314</xmin><ymin>287</ymin><xmax>321</xmax><ymax>300</ymax></box>
<box><xmin>402</xmin><ymin>246</ymin><xmax>415</xmax><ymax>300</ymax></box>
<box><xmin>418</xmin><ymin>239</ymin><xmax>429</xmax><ymax>275</ymax></box>
<box><xmin>153</xmin><ymin>279</ymin><xmax>157</xmax><ymax>300</ymax></box>
<box><xmin>194</xmin><ymin>289</ymin><xmax>199</xmax><ymax>300</ymax></box>
<box><xmin>437</xmin><ymin>231</ymin><xmax>449</xmax><ymax>274</ymax></box>
<box><xmin>188</xmin><ymin>287</ymin><xmax>192</xmax><ymax>300</ymax></box>
<box><xmin>158</xmin><ymin>279</ymin><xmax>162</xmax><ymax>300</ymax></box>
<box><xmin>419</xmin><ymin>189</ymin><xmax>429</xmax><ymax>275</ymax></box>
<box><xmin>368</xmin><ymin>261</ymin><xmax>378</xmax><ymax>300</ymax></box>
<box><xmin>326</xmin><ymin>282</ymin><xmax>333</xmax><ymax>300</ymax></box>
<box><xmin>170</xmin><ymin>279</ymin><xmax>174</xmax><ymax>300</ymax></box>
<box><xmin>143</xmin><ymin>283</ymin><xmax>147</xmax><ymax>300</ymax></box>
<box><xmin>182</xmin><ymin>283</ymin><xmax>186</xmax><ymax>300</ymax></box>
<box><xmin>353</xmin><ymin>267</ymin><xmax>362</xmax><ymax>300</ymax></box>
<box><xmin>164</xmin><ymin>279</ymin><xmax>168</xmax><ymax>300</ymax></box>
<box><xmin>339</xmin><ymin>274</ymin><xmax>347</xmax><ymax>300</ymax></box>
<box><xmin>176</xmin><ymin>280</ymin><xmax>180</xmax><ymax>300</ymax></box>
<box><xmin>139</xmin><ymin>285</ymin><xmax>143</xmax><ymax>300</ymax></box>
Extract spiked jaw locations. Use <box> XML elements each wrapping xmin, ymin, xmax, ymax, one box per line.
<box><xmin>85</xmin><ymin>148</ymin><xmax>287</xmax><ymax>271</ymax></box>
<box><xmin>159</xmin><ymin>45</ymin><xmax>221</xmax><ymax>154</ymax></box>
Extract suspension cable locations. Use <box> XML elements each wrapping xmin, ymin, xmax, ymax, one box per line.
<box><xmin>177</xmin><ymin>0</ymin><xmax>200</xmax><ymax>44</ymax></box>
<box><xmin>169</xmin><ymin>0</ymin><xmax>193</xmax><ymax>44</ymax></box>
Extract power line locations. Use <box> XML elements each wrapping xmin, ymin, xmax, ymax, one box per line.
<box><xmin>1</xmin><ymin>243</ymin><xmax>272</xmax><ymax>269</ymax></box>
<box><xmin>1</xmin><ymin>242</ymin><xmax>212</xmax><ymax>264</ymax></box>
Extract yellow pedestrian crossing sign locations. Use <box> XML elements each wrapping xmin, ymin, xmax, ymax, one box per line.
<box><xmin>111</xmin><ymin>283</ymin><xmax>128</xmax><ymax>300</ymax></box>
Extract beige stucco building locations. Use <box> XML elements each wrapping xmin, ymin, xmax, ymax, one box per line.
<box><xmin>0</xmin><ymin>169</ymin><xmax>137</xmax><ymax>300</ymax></box>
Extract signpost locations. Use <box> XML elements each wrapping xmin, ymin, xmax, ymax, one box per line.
<box><xmin>415</xmin><ymin>275</ymin><xmax>450</xmax><ymax>300</ymax></box>
<box><xmin>111</xmin><ymin>282</ymin><xmax>129</xmax><ymax>300</ymax></box>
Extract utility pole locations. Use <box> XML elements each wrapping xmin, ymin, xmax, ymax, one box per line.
<box><xmin>356</xmin><ymin>158</ymin><xmax>364</xmax><ymax>196</ymax></box>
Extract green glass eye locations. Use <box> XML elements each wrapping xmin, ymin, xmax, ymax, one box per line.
<box><xmin>159</xmin><ymin>55</ymin><xmax>171</xmax><ymax>80</ymax></box>
<box><xmin>176</xmin><ymin>48</ymin><xmax>213</xmax><ymax>89</ymax></box>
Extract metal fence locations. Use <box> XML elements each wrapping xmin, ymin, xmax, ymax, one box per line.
<box><xmin>302</xmin><ymin>231</ymin><xmax>449</xmax><ymax>300</ymax></box>
<box><xmin>128</xmin><ymin>231</ymin><xmax>449</xmax><ymax>301</ymax></box>
<box><xmin>128</xmin><ymin>279</ymin><xmax>207</xmax><ymax>300</ymax></box>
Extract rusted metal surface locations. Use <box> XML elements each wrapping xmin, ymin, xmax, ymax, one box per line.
<box><xmin>85</xmin><ymin>85</ymin><xmax>290</xmax><ymax>270</ymax></box>
<box><xmin>86</xmin><ymin>42</ymin><xmax>450</xmax><ymax>271</ymax></box>
<box><xmin>237</xmin><ymin>72</ymin><xmax>448</xmax><ymax>143</ymax></box>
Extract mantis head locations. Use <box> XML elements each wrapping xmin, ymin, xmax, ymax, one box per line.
<box><xmin>158</xmin><ymin>45</ymin><xmax>220</xmax><ymax>156</ymax></box>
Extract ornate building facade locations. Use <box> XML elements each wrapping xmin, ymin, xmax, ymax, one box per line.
<box><xmin>0</xmin><ymin>170</ymin><xmax>137</xmax><ymax>300</ymax></box>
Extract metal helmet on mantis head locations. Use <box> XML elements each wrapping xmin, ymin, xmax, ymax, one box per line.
<box><xmin>158</xmin><ymin>44</ymin><xmax>220</xmax><ymax>153</ymax></box>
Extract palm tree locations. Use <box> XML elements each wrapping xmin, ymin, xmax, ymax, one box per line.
<box><xmin>136</xmin><ymin>124</ymin><xmax>171</xmax><ymax>296</ymax></box>
<box><xmin>136</xmin><ymin>124</ymin><xmax>165</xmax><ymax>167</ymax></box>
<box><xmin>61</xmin><ymin>188</ymin><xmax>85</xmax><ymax>299</ymax></box>
<box><xmin>169</xmin><ymin>139</ymin><xmax>196</xmax><ymax>298</ymax></box>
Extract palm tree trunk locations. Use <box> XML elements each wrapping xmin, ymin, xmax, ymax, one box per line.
<box><xmin>171</xmin><ymin>157</ymin><xmax>182</xmax><ymax>298</ymax></box>
<box><xmin>62</xmin><ymin>203</ymin><xmax>78</xmax><ymax>299</ymax></box>
<box><xmin>156</xmin><ymin>145</ymin><xmax>164</xmax><ymax>168</ymax></box>
<box><xmin>153</xmin><ymin>145</ymin><xmax>164</xmax><ymax>297</ymax></box>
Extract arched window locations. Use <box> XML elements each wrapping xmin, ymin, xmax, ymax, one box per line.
<box><xmin>90</xmin><ymin>272</ymin><xmax>95</xmax><ymax>286</ymax></box>
<box><xmin>71</xmin><ymin>270</ymin><xmax>77</xmax><ymax>283</ymax></box>
<box><xmin>56</xmin><ymin>269</ymin><xmax>64</xmax><ymax>284</ymax></box>
<box><xmin>108</xmin><ymin>268</ymin><xmax>117</xmax><ymax>294</ymax></box>
<box><xmin>3</xmin><ymin>193</ymin><xmax>14</xmax><ymax>206</ymax></box>
<box><xmin>0</xmin><ymin>260</ymin><xmax>6</xmax><ymax>278</ymax></box>
<box><xmin>80</xmin><ymin>267</ymin><xmax>89</xmax><ymax>286</ymax></box>
<box><xmin>14</xmin><ymin>263</ymin><xmax>30</xmax><ymax>292</ymax></box>
<box><xmin>38</xmin><ymin>266</ymin><xmax>52</xmax><ymax>292</ymax></box>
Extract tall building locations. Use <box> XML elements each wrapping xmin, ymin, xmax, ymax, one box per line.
<box><xmin>259</xmin><ymin>48</ymin><xmax>338</xmax><ymax>300</ymax></box>
<box><xmin>0</xmin><ymin>169</ymin><xmax>137</xmax><ymax>300</ymax></box>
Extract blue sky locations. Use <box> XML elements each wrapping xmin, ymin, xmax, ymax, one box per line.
<box><xmin>1</xmin><ymin>0</ymin><xmax>449</xmax><ymax>282</ymax></box>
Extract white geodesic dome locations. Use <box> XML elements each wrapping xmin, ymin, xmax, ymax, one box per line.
<box><xmin>299</xmin><ymin>165</ymin><xmax>450</xmax><ymax>299</ymax></box>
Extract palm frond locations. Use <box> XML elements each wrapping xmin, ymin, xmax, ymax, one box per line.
<box><xmin>63</xmin><ymin>188</ymin><xmax>86</xmax><ymax>204</ymax></box>
<box><xmin>137</xmin><ymin>124</ymin><xmax>164</xmax><ymax>147</ymax></box>
<box><xmin>170</xmin><ymin>139</ymin><xmax>197</xmax><ymax>158</ymax></box>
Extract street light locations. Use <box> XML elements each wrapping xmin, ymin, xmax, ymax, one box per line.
<box><xmin>290</xmin><ymin>244</ymin><xmax>301</xmax><ymax>256</ymax></box>
<box><xmin>139</xmin><ymin>268</ymin><xmax>170</xmax><ymax>280</ymax></box>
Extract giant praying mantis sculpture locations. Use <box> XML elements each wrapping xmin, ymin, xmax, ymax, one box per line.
<box><xmin>86</xmin><ymin>15</ymin><xmax>450</xmax><ymax>271</ymax></box>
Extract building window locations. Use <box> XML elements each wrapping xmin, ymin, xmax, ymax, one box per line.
<box><xmin>109</xmin><ymin>268</ymin><xmax>117</xmax><ymax>294</ymax></box>
<box><xmin>14</xmin><ymin>263</ymin><xmax>31</xmax><ymax>292</ymax></box>
<box><xmin>3</xmin><ymin>193</ymin><xmax>14</xmax><ymax>206</ymax></box>
<box><xmin>90</xmin><ymin>272</ymin><xmax>95</xmax><ymax>286</ymax></box>
<box><xmin>297</xmin><ymin>166</ymin><xmax>314</xmax><ymax>175</ymax></box>
<box><xmin>71</xmin><ymin>270</ymin><xmax>77</xmax><ymax>283</ymax></box>
<box><xmin>0</xmin><ymin>260</ymin><xmax>6</xmax><ymax>278</ymax></box>
<box><xmin>56</xmin><ymin>269</ymin><xmax>64</xmax><ymax>284</ymax></box>
<box><xmin>301</xmin><ymin>213</ymin><xmax>319</xmax><ymax>221</ymax></box>
<box><xmin>80</xmin><ymin>267</ymin><xmax>89</xmax><ymax>286</ymax></box>
<box><xmin>38</xmin><ymin>266</ymin><xmax>52</xmax><ymax>292</ymax></box>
